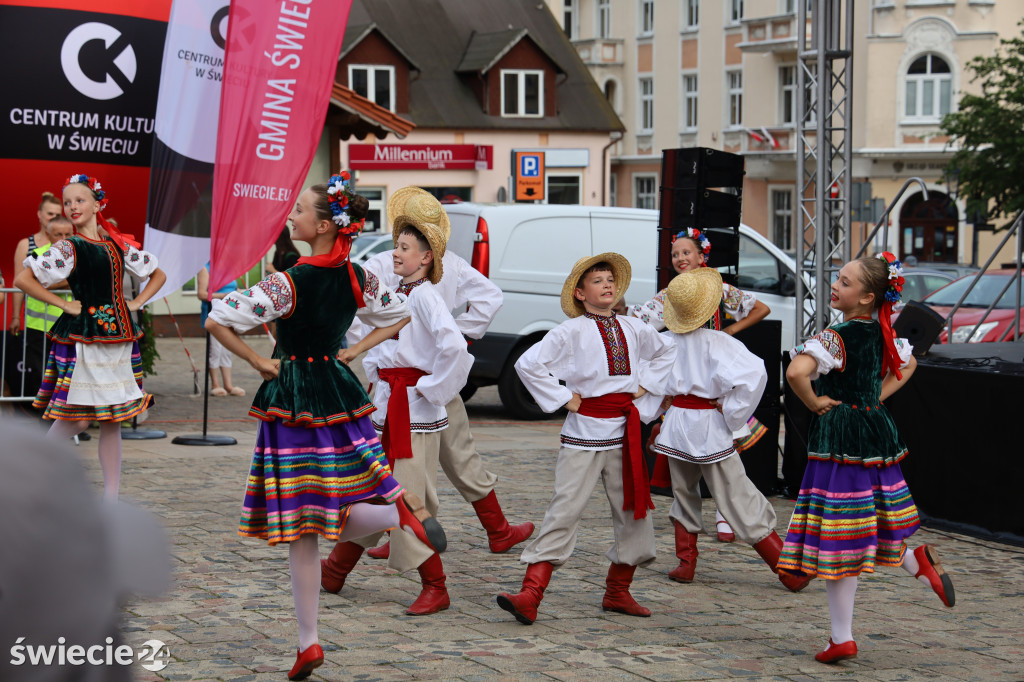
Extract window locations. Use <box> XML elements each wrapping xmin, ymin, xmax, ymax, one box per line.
<box><xmin>727</xmin><ymin>70</ymin><xmax>742</xmax><ymax>127</ymax></box>
<box><xmin>730</xmin><ymin>0</ymin><xmax>744</xmax><ymax>23</ymax></box>
<box><xmin>360</xmin><ymin>188</ymin><xmax>384</xmax><ymax>232</ymax></box>
<box><xmin>904</xmin><ymin>54</ymin><xmax>952</xmax><ymax>120</ymax></box>
<box><xmin>604</xmin><ymin>79</ymin><xmax>617</xmax><ymax>110</ymax></box>
<box><xmin>784</xmin><ymin>0</ymin><xmax>812</xmax><ymax>12</ymax></box>
<box><xmin>801</xmin><ymin>61</ymin><xmax>817</xmax><ymax>125</ymax></box>
<box><xmin>640</xmin><ymin>0</ymin><xmax>655</xmax><ymax>35</ymax></box>
<box><xmin>502</xmin><ymin>70</ymin><xmax>543</xmax><ymax>117</ymax></box>
<box><xmin>685</xmin><ymin>0</ymin><xmax>699</xmax><ymax>28</ymax></box>
<box><xmin>349</xmin><ymin>65</ymin><xmax>395</xmax><ymax>111</ymax></box>
<box><xmin>609</xmin><ymin>173</ymin><xmax>617</xmax><ymax>207</ymax></box>
<box><xmin>546</xmin><ymin>174</ymin><xmax>581</xmax><ymax>205</ymax></box>
<box><xmin>598</xmin><ymin>0</ymin><xmax>611</xmax><ymax>38</ymax></box>
<box><xmin>562</xmin><ymin>0</ymin><xmax>578</xmax><ymax>40</ymax></box>
<box><xmin>638</xmin><ymin>77</ymin><xmax>654</xmax><ymax>132</ymax></box>
<box><xmin>683</xmin><ymin>74</ymin><xmax>698</xmax><ymax>130</ymax></box>
<box><xmin>771</xmin><ymin>189</ymin><xmax>794</xmax><ymax>251</ymax></box>
<box><xmin>780</xmin><ymin>65</ymin><xmax>796</xmax><ymax>125</ymax></box>
<box><xmin>635</xmin><ymin>175</ymin><xmax>657</xmax><ymax>209</ymax></box>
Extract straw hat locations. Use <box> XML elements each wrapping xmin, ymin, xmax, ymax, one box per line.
<box><xmin>387</xmin><ymin>186</ymin><xmax>451</xmax><ymax>241</ymax></box>
<box><xmin>389</xmin><ymin>187</ymin><xmax>449</xmax><ymax>284</ymax></box>
<box><xmin>663</xmin><ymin>267</ymin><xmax>724</xmax><ymax>334</ymax></box>
<box><xmin>560</xmin><ymin>252</ymin><xmax>632</xmax><ymax>318</ymax></box>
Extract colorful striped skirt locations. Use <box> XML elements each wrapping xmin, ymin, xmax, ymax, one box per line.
<box><xmin>778</xmin><ymin>457</ymin><xmax>920</xmax><ymax>579</ymax></box>
<box><xmin>32</xmin><ymin>340</ymin><xmax>151</xmax><ymax>422</ymax></box>
<box><xmin>239</xmin><ymin>416</ymin><xmax>404</xmax><ymax>545</ymax></box>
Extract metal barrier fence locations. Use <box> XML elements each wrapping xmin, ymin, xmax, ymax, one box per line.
<box><xmin>0</xmin><ymin>287</ymin><xmax>71</xmax><ymax>402</ymax></box>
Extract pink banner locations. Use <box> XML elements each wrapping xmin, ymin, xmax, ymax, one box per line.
<box><xmin>208</xmin><ymin>0</ymin><xmax>353</xmax><ymax>292</ymax></box>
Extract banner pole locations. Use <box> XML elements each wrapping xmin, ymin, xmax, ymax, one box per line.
<box><xmin>171</xmin><ymin>319</ymin><xmax>236</xmax><ymax>446</ymax></box>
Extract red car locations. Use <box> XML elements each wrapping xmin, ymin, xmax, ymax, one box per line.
<box><xmin>918</xmin><ymin>269</ymin><xmax>1024</xmax><ymax>343</ymax></box>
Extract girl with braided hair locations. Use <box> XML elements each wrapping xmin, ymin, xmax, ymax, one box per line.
<box><xmin>780</xmin><ymin>252</ymin><xmax>955</xmax><ymax>664</ymax></box>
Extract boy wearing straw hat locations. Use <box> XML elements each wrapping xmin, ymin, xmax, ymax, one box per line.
<box><xmin>634</xmin><ymin>268</ymin><xmax>812</xmax><ymax>592</ymax></box>
<box><xmin>496</xmin><ymin>253</ymin><xmax>675</xmax><ymax>625</ymax></box>
<box><xmin>321</xmin><ymin>190</ymin><xmax>474</xmax><ymax>615</ymax></box>
<box><xmin>350</xmin><ymin>187</ymin><xmax>534</xmax><ymax>561</ymax></box>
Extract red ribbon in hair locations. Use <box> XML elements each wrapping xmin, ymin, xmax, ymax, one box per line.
<box><xmin>96</xmin><ymin>212</ymin><xmax>140</xmax><ymax>253</ymax></box>
<box><xmin>878</xmin><ymin>301</ymin><xmax>903</xmax><ymax>381</ymax></box>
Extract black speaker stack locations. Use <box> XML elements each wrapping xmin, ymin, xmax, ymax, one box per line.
<box><xmin>731</xmin><ymin>321</ymin><xmax>783</xmax><ymax>495</ymax></box>
<box><xmin>659</xmin><ymin>147</ymin><xmax>745</xmax><ymax>290</ymax></box>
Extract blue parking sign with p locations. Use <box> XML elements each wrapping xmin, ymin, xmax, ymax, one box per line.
<box><xmin>520</xmin><ymin>154</ymin><xmax>540</xmax><ymax>177</ymax></box>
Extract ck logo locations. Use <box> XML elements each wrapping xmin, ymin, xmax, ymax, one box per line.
<box><xmin>61</xmin><ymin>22</ymin><xmax>137</xmax><ymax>100</ymax></box>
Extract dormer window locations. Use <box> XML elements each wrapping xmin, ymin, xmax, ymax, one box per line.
<box><xmin>349</xmin><ymin>65</ymin><xmax>395</xmax><ymax>111</ymax></box>
<box><xmin>502</xmin><ymin>69</ymin><xmax>544</xmax><ymax>117</ymax></box>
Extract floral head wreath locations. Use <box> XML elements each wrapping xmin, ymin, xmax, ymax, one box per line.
<box><xmin>673</xmin><ymin>228</ymin><xmax>712</xmax><ymax>264</ymax></box>
<box><xmin>63</xmin><ymin>174</ymin><xmax>107</xmax><ymax>211</ymax></box>
<box><xmin>326</xmin><ymin>170</ymin><xmax>364</xmax><ymax>236</ymax></box>
<box><xmin>875</xmin><ymin>251</ymin><xmax>905</xmax><ymax>381</ymax></box>
<box><xmin>876</xmin><ymin>251</ymin><xmax>905</xmax><ymax>304</ymax></box>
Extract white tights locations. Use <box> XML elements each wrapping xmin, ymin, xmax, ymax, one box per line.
<box><xmin>289</xmin><ymin>502</ymin><xmax>400</xmax><ymax>652</ymax></box>
<box><xmin>46</xmin><ymin>419</ymin><xmax>122</xmax><ymax>500</ymax></box>
<box><xmin>825</xmin><ymin>576</ymin><xmax>858</xmax><ymax>644</ymax></box>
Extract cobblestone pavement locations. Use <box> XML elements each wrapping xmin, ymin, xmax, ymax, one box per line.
<box><xmin>58</xmin><ymin>339</ymin><xmax>1024</xmax><ymax>679</ymax></box>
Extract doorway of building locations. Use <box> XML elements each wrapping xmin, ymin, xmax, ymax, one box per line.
<box><xmin>899</xmin><ymin>191</ymin><xmax>959</xmax><ymax>263</ymax></box>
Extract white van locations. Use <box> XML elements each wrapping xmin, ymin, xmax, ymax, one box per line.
<box><xmin>444</xmin><ymin>203</ymin><xmax>798</xmax><ymax>418</ymax></box>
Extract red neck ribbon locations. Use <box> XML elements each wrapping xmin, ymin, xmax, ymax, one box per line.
<box><xmin>295</xmin><ymin>235</ymin><xmax>365</xmax><ymax>308</ymax></box>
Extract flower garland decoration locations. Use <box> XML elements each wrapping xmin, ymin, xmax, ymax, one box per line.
<box><xmin>64</xmin><ymin>173</ymin><xmax>107</xmax><ymax>210</ymax></box>
<box><xmin>326</xmin><ymin>170</ymin><xmax>364</xmax><ymax>236</ymax></box>
<box><xmin>876</xmin><ymin>251</ymin><xmax>905</xmax><ymax>303</ymax></box>
<box><xmin>673</xmin><ymin>227</ymin><xmax>712</xmax><ymax>264</ymax></box>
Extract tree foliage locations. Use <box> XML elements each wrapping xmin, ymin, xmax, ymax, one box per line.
<box><xmin>941</xmin><ymin>22</ymin><xmax>1024</xmax><ymax>224</ymax></box>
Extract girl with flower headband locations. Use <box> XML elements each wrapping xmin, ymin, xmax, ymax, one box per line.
<box><xmin>205</xmin><ymin>172</ymin><xmax>448</xmax><ymax>681</ymax></box>
<box><xmin>779</xmin><ymin>252</ymin><xmax>955</xmax><ymax>664</ymax></box>
<box><xmin>14</xmin><ymin>173</ymin><xmax>166</xmax><ymax>500</ymax></box>
<box><xmin>628</xmin><ymin>227</ymin><xmax>771</xmax><ymax>559</ymax></box>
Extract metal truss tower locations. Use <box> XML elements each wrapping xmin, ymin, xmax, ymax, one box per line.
<box><xmin>795</xmin><ymin>0</ymin><xmax>854</xmax><ymax>340</ymax></box>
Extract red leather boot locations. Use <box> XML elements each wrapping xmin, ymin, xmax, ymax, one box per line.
<box><xmin>367</xmin><ymin>538</ymin><xmax>390</xmax><ymax>559</ymax></box>
<box><xmin>913</xmin><ymin>544</ymin><xmax>955</xmax><ymax>607</ymax></box>
<box><xmin>496</xmin><ymin>561</ymin><xmax>554</xmax><ymax>625</ymax></box>
<box><xmin>471</xmin><ymin>490</ymin><xmax>535</xmax><ymax>553</ymax></box>
<box><xmin>405</xmin><ymin>553</ymin><xmax>450</xmax><ymax>615</ymax></box>
<box><xmin>320</xmin><ymin>541</ymin><xmax>364</xmax><ymax>594</ymax></box>
<box><xmin>752</xmin><ymin>530</ymin><xmax>814</xmax><ymax>593</ymax></box>
<box><xmin>602</xmin><ymin>563</ymin><xmax>651</xmax><ymax>616</ymax></box>
<box><xmin>287</xmin><ymin>643</ymin><xmax>324</xmax><ymax>680</ymax></box>
<box><xmin>668</xmin><ymin>519</ymin><xmax>699</xmax><ymax>583</ymax></box>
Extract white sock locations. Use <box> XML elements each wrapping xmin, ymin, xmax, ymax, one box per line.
<box><xmin>289</xmin><ymin>534</ymin><xmax>320</xmax><ymax>652</ymax></box>
<box><xmin>337</xmin><ymin>503</ymin><xmax>399</xmax><ymax>541</ymax></box>
<box><xmin>825</xmin><ymin>576</ymin><xmax>858</xmax><ymax>644</ymax></box>
<box><xmin>97</xmin><ymin>422</ymin><xmax>122</xmax><ymax>501</ymax></box>
<box><xmin>716</xmin><ymin>509</ymin><xmax>733</xmax><ymax>531</ymax></box>
<box><xmin>900</xmin><ymin>545</ymin><xmax>933</xmax><ymax>587</ymax></box>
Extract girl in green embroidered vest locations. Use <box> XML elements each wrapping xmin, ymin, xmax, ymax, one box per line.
<box><xmin>204</xmin><ymin>172</ymin><xmax>446</xmax><ymax>681</ymax></box>
<box><xmin>14</xmin><ymin>174</ymin><xmax>166</xmax><ymax>501</ymax></box>
<box><xmin>779</xmin><ymin>253</ymin><xmax>955</xmax><ymax>665</ymax></box>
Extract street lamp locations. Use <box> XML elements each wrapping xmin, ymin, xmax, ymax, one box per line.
<box><xmin>942</xmin><ymin>166</ymin><xmax>961</xmax><ymax>205</ymax></box>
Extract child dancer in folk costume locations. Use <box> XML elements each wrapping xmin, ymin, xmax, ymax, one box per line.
<box><xmin>14</xmin><ymin>174</ymin><xmax>166</xmax><ymax>500</ymax></box>
<box><xmin>352</xmin><ymin>187</ymin><xmax>533</xmax><ymax>562</ymax></box>
<box><xmin>496</xmin><ymin>254</ymin><xmax>675</xmax><ymax>625</ymax></box>
<box><xmin>629</xmin><ymin>227</ymin><xmax>770</xmax><ymax>543</ymax></box>
<box><xmin>780</xmin><ymin>253</ymin><xmax>955</xmax><ymax>664</ymax></box>
<box><xmin>206</xmin><ymin>173</ymin><xmax>446</xmax><ymax>681</ymax></box>
<box><xmin>635</xmin><ymin>269</ymin><xmax>811</xmax><ymax>592</ymax></box>
<box><xmin>321</xmin><ymin>190</ymin><xmax>473</xmax><ymax>616</ymax></box>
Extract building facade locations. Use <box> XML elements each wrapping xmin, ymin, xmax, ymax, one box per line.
<box><xmin>550</xmin><ymin>0</ymin><xmax>1017</xmax><ymax>265</ymax></box>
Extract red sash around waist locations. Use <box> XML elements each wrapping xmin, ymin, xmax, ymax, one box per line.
<box><xmin>671</xmin><ymin>394</ymin><xmax>718</xmax><ymax>410</ymax></box>
<box><xmin>378</xmin><ymin>367</ymin><xmax>428</xmax><ymax>466</ymax></box>
<box><xmin>577</xmin><ymin>392</ymin><xmax>654</xmax><ymax>520</ymax></box>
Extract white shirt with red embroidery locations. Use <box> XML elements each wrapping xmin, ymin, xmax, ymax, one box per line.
<box><xmin>24</xmin><ymin>239</ymin><xmax>159</xmax><ymax>286</ymax></box>
<box><xmin>515</xmin><ymin>312</ymin><xmax>675</xmax><ymax>451</ymax></box>
<box><xmin>636</xmin><ymin>328</ymin><xmax>766</xmax><ymax>464</ymax></box>
<box><xmin>362</xmin><ymin>280</ymin><xmax>473</xmax><ymax>433</ymax></box>
<box><xmin>208</xmin><ymin>270</ymin><xmax>408</xmax><ymax>331</ymax></box>
<box><xmin>627</xmin><ymin>282</ymin><xmax>756</xmax><ymax>331</ymax></box>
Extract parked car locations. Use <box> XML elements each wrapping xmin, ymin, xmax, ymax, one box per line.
<box><xmin>894</xmin><ymin>267</ymin><xmax>958</xmax><ymax>312</ymax></box>
<box><xmin>443</xmin><ymin>203</ymin><xmax>799</xmax><ymax>418</ymax></box>
<box><xmin>350</xmin><ymin>233</ymin><xmax>393</xmax><ymax>265</ymax></box>
<box><xmin>916</xmin><ymin>269</ymin><xmax>1024</xmax><ymax>343</ymax></box>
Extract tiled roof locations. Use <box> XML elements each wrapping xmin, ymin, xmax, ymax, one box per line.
<box><xmin>328</xmin><ymin>84</ymin><xmax>416</xmax><ymax>140</ymax></box>
<box><xmin>343</xmin><ymin>0</ymin><xmax>623</xmax><ymax>132</ymax></box>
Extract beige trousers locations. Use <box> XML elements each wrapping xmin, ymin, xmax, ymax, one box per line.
<box><xmin>439</xmin><ymin>395</ymin><xmax>498</xmax><ymax>503</ymax></box>
<box><xmin>668</xmin><ymin>454</ymin><xmax>776</xmax><ymax>545</ymax></box>
<box><xmin>520</xmin><ymin>446</ymin><xmax>656</xmax><ymax>568</ymax></box>
<box><xmin>355</xmin><ymin>431</ymin><xmax>440</xmax><ymax>573</ymax></box>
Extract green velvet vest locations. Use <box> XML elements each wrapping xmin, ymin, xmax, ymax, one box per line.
<box><xmin>249</xmin><ymin>263</ymin><xmax>374</xmax><ymax>427</ymax></box>
<box><xmin>48</xmin><ymin>235</ymin><xmax>141</xmax><ymax>344</ymax></box>
<box><xmin>808</xmin><ymin>318</ymin><xmax>908</xmax><ymax>467</ymax></box>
